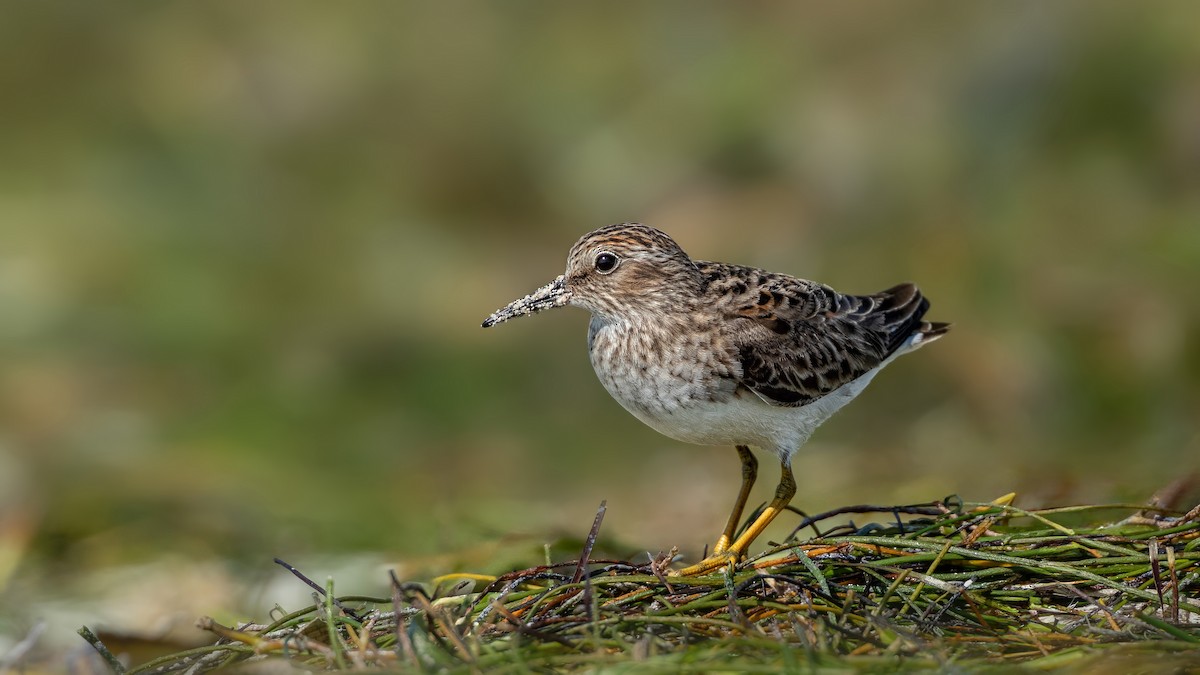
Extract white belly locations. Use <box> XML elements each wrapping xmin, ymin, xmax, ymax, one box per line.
<box><xmin>616</xmin><ymin>363</ymin><xmax>886</xmax><ymax>461</ymax></box>
<box><xmin>586</xmin><ymin>315</ymin><xmax>913</xmax><ymax>460</ymax></box>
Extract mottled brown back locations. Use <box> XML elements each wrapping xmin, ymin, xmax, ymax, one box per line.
<box><xmin>698</xmin><ymin>262</ymin><xmax>950</xmax><ymax>407</ymax></box>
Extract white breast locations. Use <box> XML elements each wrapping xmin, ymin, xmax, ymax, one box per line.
<box><xmin>587</xmin><ymin>316</ymin><xmax>722</xmax><ymax>415</ymax></box>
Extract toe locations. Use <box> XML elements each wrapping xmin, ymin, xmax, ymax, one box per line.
<box><xmin>672</xmin><ymin>551</ymin><xmax>741</xmax><ymax>576</ymax></box>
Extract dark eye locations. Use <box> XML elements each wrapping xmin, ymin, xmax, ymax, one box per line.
<box><xmin>594</xmin><ymin>252</ymin><xmax>618</xmax><ymax>273</ymax></box>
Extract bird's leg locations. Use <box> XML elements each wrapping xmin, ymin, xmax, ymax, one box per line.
<box><xmin>675</xmin><ymin>460</ymin><xmax>796</xmax><ymax>576</ymax></box>
<box><xmin>711</xmin><ymin>445</ymin><xmax>757</xmax><ymax>555</ymax></box>
<box><xmin>724</xmin><ymin>460</ymin><xmax>795</xmax><ymax>558</ymax></box>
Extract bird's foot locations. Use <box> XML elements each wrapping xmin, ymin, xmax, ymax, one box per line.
<box><xmin>670</xmin><ymin>550</ymin><xmax>742</xmax><ymax>576</ymax></box>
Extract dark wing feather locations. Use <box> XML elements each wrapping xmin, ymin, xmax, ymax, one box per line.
<box><xmin>698</xmin><ymin>262</ymin><xmax>938</xmax><ymax>407</ymax></box>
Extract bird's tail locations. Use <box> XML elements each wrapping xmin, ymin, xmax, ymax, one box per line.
<box><xmin>869</xmin><ymin>283</ymin><xmax>951</xmax><ymax>353</ymax></box>
<box><xmin>909</xmin><ymin>320</ymin><xmax>952</xmax><ymax>350</ymax></box>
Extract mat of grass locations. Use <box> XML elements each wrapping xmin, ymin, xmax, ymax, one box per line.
<box><xmin>80</xmin><ymin>497</ymin><xmax>1200</xmax><ymax>673</ymax></box>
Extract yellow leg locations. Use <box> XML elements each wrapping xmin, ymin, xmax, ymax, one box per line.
<box><xmin>711</xmin><ymin>446</ymin><xmax>757</xmax><ymax>555</ymax></box>
<box><xmin>675</xmin><ymin>460</ymin><xmax>796</xmax><ymax>576</ymax></box>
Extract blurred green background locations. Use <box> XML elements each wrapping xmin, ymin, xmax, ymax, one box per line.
<box><xmin>2</xmin><ymin>1</ymin><xmax>1199</xmax><ymax>654</ymax></box>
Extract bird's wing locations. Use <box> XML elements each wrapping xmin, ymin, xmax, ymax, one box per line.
<box><xmin>697</xmin><ymin>262</ymin><xmax>935</xmax><ymax>407</ymax></box>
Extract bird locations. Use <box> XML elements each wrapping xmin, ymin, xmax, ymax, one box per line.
<box><xmin>482</xmin><ymin>223</ymin><xmax>950</xmax><ymax>575</ymax></box>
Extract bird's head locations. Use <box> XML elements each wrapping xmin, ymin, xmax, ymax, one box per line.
<box><xmin>482</xmin><ymin>223</ymin><xmax>701</xmax><ymax>328</ymax></box>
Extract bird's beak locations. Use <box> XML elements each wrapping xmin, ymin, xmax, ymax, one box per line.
<box><xmin>482</xmin><ymin>275</ymin><xmax>571</xmax><ymax>327</ymax></box>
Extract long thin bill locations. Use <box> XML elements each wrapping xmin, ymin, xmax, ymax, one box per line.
<box><xmin>482</xmin><ymin>275</ymin><xmax>571</xmax><ymax>327</ymax></box>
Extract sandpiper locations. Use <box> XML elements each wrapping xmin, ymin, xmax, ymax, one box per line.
<box><xmin>483</xmin><ymin>223</ymin><xmax>949</xmax><ymax>575</ymax></box>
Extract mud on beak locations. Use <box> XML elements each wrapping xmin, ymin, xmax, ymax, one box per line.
<box><xmin>482</xmin><ymin>275</ymin><xmax>571</xmax><ymax>327</ymax></box>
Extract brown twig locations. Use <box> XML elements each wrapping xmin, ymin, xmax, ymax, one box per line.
<box><xmin>572</xmin><ymin>500</ymin><xmax>607</xmax><ymax>584</ymax></box>
<box><xmin>274</xmin><ymin>558</ymin><xmax>364</xmax><ymax>622</ymax></box>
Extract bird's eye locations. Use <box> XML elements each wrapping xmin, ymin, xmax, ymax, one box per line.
<box><xmin>594</xmin><ymin>252</ymin><xmax>619</xmax><ymax>274</ymax></box>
